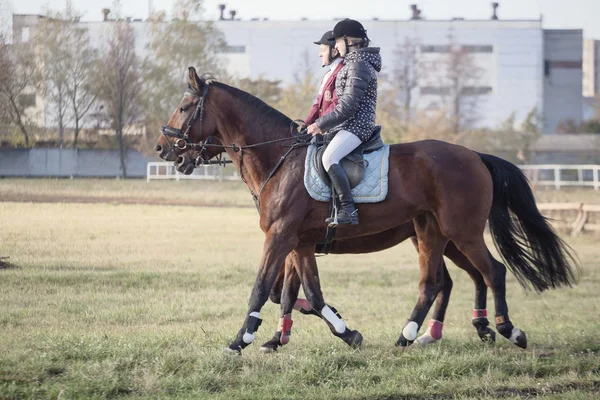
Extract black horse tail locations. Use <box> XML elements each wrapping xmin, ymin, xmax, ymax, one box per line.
<box><xmin>477</xmin><ymin>152</ymin><xmax>579</xmax><ymax>292</ymax></box>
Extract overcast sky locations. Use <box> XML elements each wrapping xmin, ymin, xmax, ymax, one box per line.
<box><xmin>14</xmin><ymin>0</ymin><xmax>600</xmax><ymax>39</ymax></box>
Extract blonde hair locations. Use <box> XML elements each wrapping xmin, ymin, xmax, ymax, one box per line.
<box><xmin>345</xmin><ymin>36</ymin><xmax>369</xmax><ymax>47</ymax></box>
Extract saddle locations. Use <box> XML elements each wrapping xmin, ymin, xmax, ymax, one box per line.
<box><xmin>314</xmin><ymin>126</ymin><xmax>384</xmax><ymax>188</ymax></box>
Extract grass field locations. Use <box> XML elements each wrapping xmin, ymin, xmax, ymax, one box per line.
<box><xmin>1</xmin><ymin>180</ymin><xmax>599</xmax><ymax>399</ymax></box>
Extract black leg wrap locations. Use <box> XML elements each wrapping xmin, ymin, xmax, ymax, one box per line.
<box><xmin>247</xmin><ymin>315</ymin><xmax>263</xmax><ymax>333</ymax></box>
<box><xmin>472</xmin><ymin>317</ymin><xmax>496</xmax><ymax>343</ymax></box>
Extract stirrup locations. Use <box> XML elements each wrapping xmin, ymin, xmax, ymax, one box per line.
<box><xmin>326</xmin><ymin>209</ymin><xmax>358</xmax><ymax>227</ymax></box>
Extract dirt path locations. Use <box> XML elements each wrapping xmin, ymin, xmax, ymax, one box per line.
<box><xmin>1</xmin><ymin>193</ymin><xmax>253</xmax><ymax>208</ymax></box>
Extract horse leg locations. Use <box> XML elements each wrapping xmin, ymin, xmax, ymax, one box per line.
<box><xmin>293</xmin><ymin>245</ymin><xmax>363</xmax><ymax>348</ymax></box>
<box><xmin>261</xmin><ymin>256</ymin><xmax>302</xmax><ymax>352</ymax></box>
<box><xmin>225</xmin><ymin>232</ymin><xmax>297</xmax><ymax>353</ymax></box>
<box><xmin>397</xmin><ymin>213</ymin><xmax>448</xmax><ymax>347</ymax></box>
<box><xmin>456</xmin><ymin>238</ymin><xmax>527</xmax><ymax>348</ymax></box>
<box><xmin>442</xmin><ymin>242</ymin><xmax>496</xmax><ymax>342</ymax></box>
<box><xmin>414</xmin><ymin>258</ymin><xmax>452</xmax><ymax>345</ymax></box>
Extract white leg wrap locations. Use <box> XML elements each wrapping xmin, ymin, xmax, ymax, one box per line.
<box><xmin>242</xmin><ymin>311</ymin><xmax>260</xmax><ymax>344</ymax></box>
<box><xmin>509</xmin><ymin>328</ymin><xmax>523</xmax><ymax>344</ymax></box>
<box><xmin>402</xmin><ymin>321</ymin><xmax>419</xmax><ymax>341</ymax></box>
<box><xmin>321</xmin><ymin>305</ymin><xmax>346</xmax><ymax>334</ymax></box>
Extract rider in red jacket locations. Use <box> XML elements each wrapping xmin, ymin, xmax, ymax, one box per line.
<box><xmin>304</xmin><ymin>30</ymin><xmax>344</xmax><ymax>126</ymax></box>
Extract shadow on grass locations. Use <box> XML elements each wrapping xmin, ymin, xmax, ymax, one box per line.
<box><xmin>0</xmin><ymin>256</ymin><xmax>18</xmax><ymax>270</ymax></box>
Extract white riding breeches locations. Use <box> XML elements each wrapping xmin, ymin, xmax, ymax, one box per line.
<box><xmin>321</xmin><ymin>130</ymin><xmax>362</xmax><ymax>171</ymax></box>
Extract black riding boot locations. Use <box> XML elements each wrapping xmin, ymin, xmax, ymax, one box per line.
<box><xmin>325</xmin><ymin>164</ymin><xmax>358</xmax><ymax>226</ymax></box>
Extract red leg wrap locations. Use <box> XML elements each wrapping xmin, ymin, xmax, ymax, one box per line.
<box><xmin>279</xmin><ymin>314</ymin><xmax>293</xmax><ymax>345</ymax></box>
<box><xmin>428</xmin><ymin>319</ymin><xmax>443</xmax><ymax>340</ymax></box>
<box><xmin>294</xmin><ymin>298</ymin><xmax>312</xmax><ymax>312</ymax></box>
<box><xmin>472</xmin><ymin>309</ymin><xmax>487</xmax><ymax>319</ymax></box>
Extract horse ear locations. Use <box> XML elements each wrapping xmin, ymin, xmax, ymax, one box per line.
<box><xmin>188</xmin><ymin>66</ymin><xmax>204</xmax><ymax>92</ymax></box>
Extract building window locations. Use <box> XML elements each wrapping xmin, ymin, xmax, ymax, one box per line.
<box><xmin>18</xmin><ymin>94</ymin><xmax>36</xmax><ymax>108</ymax></box>
<box><xmin>21</xmin><ymin>27</ymin><xmax>30</xmax><ymax>43</ymax></box>
<box><xmin>420</xmin><ymin>86</ymin><xmax>492</xmax><ymax>96</ymax></box>
<box><xmin>420</xmin><ymin>45</ymin><xmax>449</xmax><ymax>53</ymax></box>
<box><xmin>461</xmin><ymin>86</ymin><xmax>493</xmax><ymax>95</ymax></box>
<box><xmin>463</xmin><ymin>45</ymin><xmax>493</xmax><ymax>53</ymax></box>
<box><xmin>420</xmin><ymin>86</ymin><xmax>450</xmax><ymax>95</ymax></box>
<box><xmin>220</xmin><ymin>45</ymin><xmax>246</xmax><ymax>54</ymax></box>
<box><xmin>420</xmin><ymin>44</ymin><xmax>493</xmax><ymax>53</ymax></box>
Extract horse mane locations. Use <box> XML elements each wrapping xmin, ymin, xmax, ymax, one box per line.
<box><xmin>210</xmin><ymin>81</ymin><xmax>298</xmax><ymax>129</ymax></box>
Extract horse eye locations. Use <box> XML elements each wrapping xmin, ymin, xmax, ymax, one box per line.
<box><xmin>180</xmin><ymin>105</ymin><xmax>190</xmax><ymax>113</ymax></box>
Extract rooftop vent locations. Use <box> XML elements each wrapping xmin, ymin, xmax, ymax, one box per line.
<box><xmin>410</xmin><ymin>4</ymin><xmax>422</xmax><ymax>20</ymax></box>
<box><xmin>491</xmin><ymin>2</ymin><xmax>499</xmax><ymax>20</ymax></box>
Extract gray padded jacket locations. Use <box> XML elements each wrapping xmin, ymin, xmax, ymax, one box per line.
<box><xmin>315</xmin><ymin>47</ymin><xmax>381</xmax><ymax>142</ymax></box>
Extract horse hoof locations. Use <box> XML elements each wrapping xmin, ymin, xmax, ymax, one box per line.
<box><xmin>223</xmin><ymin>346</ymin><xmax>242</xmax><ymax>355</ymax></box>
<box><xmin>395</xmin><ymin>336</ymin><xmax>413</xmax><ymax>347</ymax></box>
<box><xmin>510</xmin><ymin>329</ymin><xmax>527</xmax><ymax>349</ymax></box>
<box><xmin>346</xmin><ymin>330</ymin><xmax>363</xmax><ymax>348</ymax></box>
<box><xmin>414</xmin><ymin>334</ymin><xmax>439</xmax><ymax>346</ymax></box>
<box><xmin>478</xmin><ymin>327</ymin><xmax>496</xmax><ymax>343</ymax></box>
<box><xmin>259</xmin><ymin>338</ymin><xmax>281</xmax><ymax>353</ymax></box>
<box><xmin>259</xmin><ymin>345</ymin><xmax>277</xmax><ymax>353</ymax></box>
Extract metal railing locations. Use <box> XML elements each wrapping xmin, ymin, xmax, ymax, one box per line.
<box><xmin>519</xmin><ymin>165</ymin><xmax>600</xmax><ymax>190</ymax></box>
<box><xmin>146</xmin><ymin>161</ymin><xmax>239</xmax><ymax>182</ymax></box>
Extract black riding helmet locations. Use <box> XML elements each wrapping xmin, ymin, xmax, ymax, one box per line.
<box><xmin>332</xmin><ymin>19</ymin><xmax>370</xmax><ymax>55</ymax></box>
<box><xmin>313</xmin><ymin>30</ymin><xmax>339</xmax><ymax>66</ymax></box>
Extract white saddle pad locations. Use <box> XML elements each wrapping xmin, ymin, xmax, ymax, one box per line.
<box><xmin>303</xmin><ymin>141</ymin><xmax>390</xmax><ymax>203</ymax></box>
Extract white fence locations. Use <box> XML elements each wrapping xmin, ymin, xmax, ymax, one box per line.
<box><xmin>146</xmin><ymin>162</ymin><xmax>239</xmax><ymax>182</ymax></box>
<box><xmin>147</xmin><ymin>162</ymin><xmax>600</xmax><ymax>190</ymax></box>
<box><xmin>519</xmin><ymin>165</ymin><xmax>600</xmax><ymax>190</ymax></box>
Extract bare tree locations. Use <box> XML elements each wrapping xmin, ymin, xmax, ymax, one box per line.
<box><xmin>0</xmin><ymin>34</ymin><xmax>10</xmax><ymax>124</ymax></box>
<box><xmin>144</xmin><ymin>0</ymin><xmax>226</xmax><ymax>130</ymax></box>
<box><xmin>65</xmin><ymin>25</ymin><xmax>98</xmax><ymax>147</ymax></box>
<box><xmin>392</xmin><ymin>37</ymin><xmax>423</xmax><ymax>123</ymax></box>
<box><xmin>0</xmin><ymin>43</ymin><xmax>38</xmax><ymax>147</ymax></box>
<box><xmin>441</xmin><ymin>42</ymin><xmax>484</xmax><ymax>136</ymax></box>
<box><xmin>36</xmin><ymin>15</ymin><xmax>71</xmax><ymax>147</ymax></box>
<box><xmin>275</xmin><ymin>48</ymin><xmax>318</xmax><ymax>119</ymax></box>
<box><xmin>36</xmin><ymin>5</ymin><xmax>98</xmax><ymax>148</ymax></box>
<box><xmin>96</xmin><ymin>21</ymin><xmax>142</xmax><ymax>178</ymax></box>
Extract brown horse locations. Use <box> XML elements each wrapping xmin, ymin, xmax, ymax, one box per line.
<box><xmin>172</xmin><ymin>149</ymin><xmax>494</xmax><ymax>351</ymax></box>
<box><xmin>156</xmin><ymin>68</ymin><xmax>578</xmax><ymax>353</ymax></box>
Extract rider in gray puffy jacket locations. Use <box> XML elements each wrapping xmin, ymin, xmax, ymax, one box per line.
<box><xmin>307</xmin><ymin>19</ymin><xmax>382</xmax><ymax>226</ymax></box>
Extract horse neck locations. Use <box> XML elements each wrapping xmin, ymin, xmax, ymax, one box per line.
<box><xmin>213</xmin><ymin>93</ymin><xmax>294</xmax><ymax>195</ymax></box>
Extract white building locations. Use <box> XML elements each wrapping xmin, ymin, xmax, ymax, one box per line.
<box><xmin>11</xmin><ymin>6</ymin><xmax>584</xmax><ymax>133</ymax></box>
<box><xmin>0</xmin><ymin>0</ymin><xmax>12</xmax><ymax>43</ymax></box>
<box><xmin>583</xmin><ymin>38</ymin><xmax>600</xmax><ymax>97</ymax></box>
<box><xmin>214</xmin><ymin>18</ymin><xmax>582</xmax><ymax>132</ymax></box>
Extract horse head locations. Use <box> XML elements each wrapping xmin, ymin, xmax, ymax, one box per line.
<box><xmin>155</xmin><ymin>67</ymin><xmax>222</xmax><ymax>172</ymax></box>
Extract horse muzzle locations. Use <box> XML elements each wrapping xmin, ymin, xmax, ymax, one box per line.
<box><xmin>154</xmin><ymin>144</ymin><xmax>177</xmax><ymax>162</ymax></box>
<box><xmin>175</xmin><ymin>153</ymin><xmax>195</xmax><ymax>175</ymax></box>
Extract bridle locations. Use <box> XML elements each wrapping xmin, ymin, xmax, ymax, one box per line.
<box><xmin>159</xmin><ymin>80</ymin><xmax>314</xmax><ymax>208</ymax></box>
